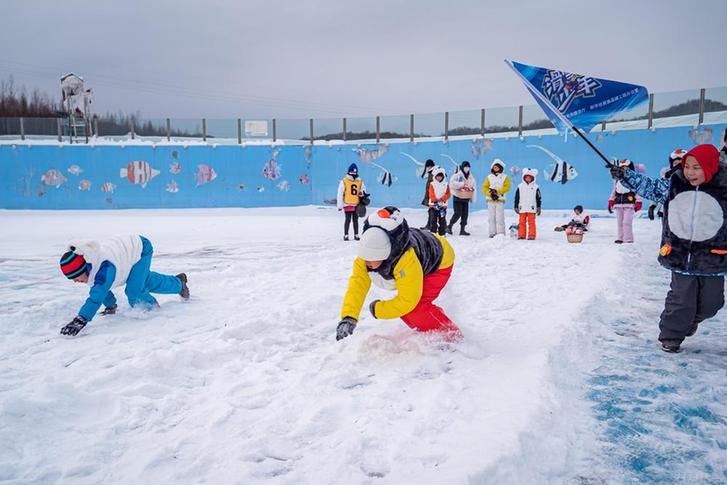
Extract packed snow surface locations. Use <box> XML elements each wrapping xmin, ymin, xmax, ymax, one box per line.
<box><xmin>0</xmin><ymin>207</ymin><xmax>724</xmax><ymax>484</ymax></box>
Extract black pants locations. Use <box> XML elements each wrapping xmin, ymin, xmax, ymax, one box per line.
<box><xmin>344</xmin><ymin>211</ymin><xmax>359</xmax><ymax>236</ymax></box>
<box><xmin>449</xmin><ymin>198</ymin><xmax>469</xmax><ymax>230</ymax></box>
<box><xmin>659</xmin><ymin>272</ymin><xmax>725</xmax><ymax>342</ymax></box>
<box><xmin>428</xmin><ymin>208</ymin><xmax>447</xmax><ymax>236</ymax></box>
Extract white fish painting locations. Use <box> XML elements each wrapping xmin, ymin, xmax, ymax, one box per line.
<box><xmin>120</xmin><ymin>160</ymin><xmax>160</xmax><ymax>188</ymax></box>
<box><xmin>527</xmin><ymin>145</ymin><xmax>578</xmax><ymax>184</ymax></box>
<box><xmin>40</xmin><ymin>169</ymin><xmax>67</xmax><ymax>188</ymax></box>
<box><xmin>471</xmin><ymin>138</ymin><xmax>492</xmax><ymax>158</ymax></box>
<box><xmin>67</xmin><ymin>165</ymin><xmax>83</xmax><ymax>176</ymax></box>
<box><xmin>166</xmin><ymin>180</ymin><xmax>180</xmax><ymax>193</ymax></box>
<box><xmin>353</xmin><ymin>144</ymin><xmax>388</xmax><ymax>162</ymax></box>
<box><xmin>439</xmin><ymin>154</ymin><xmax>460</xmax><ymax>173</ymax></box>
<box><xmin>401</xmin><ymin>152</ymin><xmax>427</xmax><ymax>178</ymax></box>
<box><xmin>277</xmin><ymin>180</ymin><xmax>290</xmax><ymax>192</ymax></box>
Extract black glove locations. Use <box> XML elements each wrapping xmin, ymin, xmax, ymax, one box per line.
<box><xmin>336</xmin><ymin>317</ymin><xmax>357</xmax><ymax>341</ymax></box>
<box><xmin>647</xmin><ymin>204</ymin><xmax>656</xmax><ymax>221</ymax></box>
<box><xmin>369</xmin><ymin>300</ymin><xmax>380</xmax><ymax>319</ymax></box>
<box><xmin>490</xmin><ymin>189</ymin><xmax>499</xmax><ymax>201</ymax></box>
<box><xmin>536</xmin><ymin>208</ymin><xmax>542</xmax><ymax>216</ymax></box>
<box><xmin>610</xmin><ymin>164</ymin><xmax>627</xmax><ymax>180</ymax></box>
<box><xmin>61</xmin><ymin>316</ymin><xmax>88</xmax><ymax>336</ymax></box>
<box><xmin>100</xmin><ymin>304</ymin><xmax>117</xmax><ymax>316</ymax></box>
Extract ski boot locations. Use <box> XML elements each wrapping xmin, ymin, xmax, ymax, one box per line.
<box><xmin>460</xmin><ymin>227</ymin><xmax>471</xmax><ymax>236</ymax></box>
<box><xmin>446</xmin><ymin>225</ymin><xmax>453</xmax><ymax>235</ymax></box>
<box><xmin>354</xmin><ymin>234</ymin><xmax>360</xmax><ymax>241</ymax></box>
<box><xmin>343</xmin><ymin>235</ymin><xmax>350</xmax><ymax>241</ymax></box>
<box><xmin>614</xmin><ymin>240</ymin><xmax>623</xmax><ymax>244</ymax></box>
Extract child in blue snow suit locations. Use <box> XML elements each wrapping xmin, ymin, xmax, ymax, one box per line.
<box><xmin>59</xmin><ymin>234</ymin><xmax>190</xmax><ymax>336</ymax></box>
<box><xmin>611</xmin><ymin>144</ymin><xmax>726</xmax><ymax>353</ymax></box>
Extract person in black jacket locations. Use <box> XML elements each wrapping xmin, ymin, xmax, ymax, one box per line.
<box><xmin>612</xmin><ymin>144</ymin><xmax>726</xmax><ymax>353</ymax></box>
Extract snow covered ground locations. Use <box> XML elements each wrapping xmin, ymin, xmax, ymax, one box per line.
<box><xmin>0</xmin><ymin>207</ymin><xmax>724</xmax><ymax>484</ymax></box>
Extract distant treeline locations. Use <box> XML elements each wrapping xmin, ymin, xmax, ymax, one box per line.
<box><xmin>0</xmin><ymin>76</ymin><xmax>201</xmax><ymax>137</ymax></box>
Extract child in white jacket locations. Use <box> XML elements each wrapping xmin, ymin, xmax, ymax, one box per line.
<box><xmin>447</xmin><ymin>160</ymin><xmax>477</xmax><ymax>236</ymax></box>
<box><xmin>514</xmin><ymin>168</ymin><xmax>542</xmax><ymax>240</ymax></box>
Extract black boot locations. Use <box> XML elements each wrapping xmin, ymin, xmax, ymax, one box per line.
<box><xmin>343</xmin><ymin>235</ymin><xmax>349</xmax><ymax>241</ymax></box>
<box><xmin>446</xmin><ymin>225</ymin><xmax>453</xmax><ymax>235</ymax></box>
<box><xmin>176</xmin><ymin>273</ymin><xmax>190</xmax><ymax>300</ymax></box>
<box><xmin>660</xmin><ymin>339</ymin><xmax>682</xmax><ymax>353</ymax></box>
<box><xmin>354</xmin><ymin>234</ymin><xmax>360</xmax><ymax>241</ymax></box>
<box><xmin>460</xmin><ymin>227</ymin><xmax>471</xmax><ymax>236</ymax></box>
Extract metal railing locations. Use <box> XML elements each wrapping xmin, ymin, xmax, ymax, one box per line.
<box><xmin>1</xmin><ymin>86</ymin><xmax>725</xmax><ymax>144</ymax></box>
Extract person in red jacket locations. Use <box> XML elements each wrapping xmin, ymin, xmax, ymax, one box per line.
<box><xmin>427</xmin><ymin>167</ymin><xmax>451</xmax><ymax>236</ymax></box>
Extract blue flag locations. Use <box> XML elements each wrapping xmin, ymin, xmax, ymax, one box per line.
<box><xmin>506</xmin><ymin>60</ymin><xmax>648</xmax><ymax>134</ymax></box>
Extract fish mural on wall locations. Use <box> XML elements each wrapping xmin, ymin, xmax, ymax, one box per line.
<box><xmin>277</xmin><ymin>180</ymin><xmax>290</xmax><ymax>192</ymax></box>
<box><xmin>78</xmin><ymin>180</ymin><xmax>92</xmax><ymax>191</ymax></box>
<box><xmin>101</xmin><ymin>182</ymin><xmax>116</xmax><ymax>194</ymax></box>
<box><xmin>67</xmin><ymin>165</ymin><xmax>83</xmax><ymax>176</ymax></box>
<box><xmin>527</xmin><ymin>145</ymin><xmax>578</xmax><ymax>184</ymax></box>
<box><xmin>304</xmin><ymin>145</ymin><xmax>312</xmax><ymax>163</ymax></box>
<box><xmin>353</xmin><ymin>144</ymin><xmax>388</xmax><ymax>162</ymax></box>
<box><xmin>169</xmin><ymin>162</ymin><xmax>182</xmax><ymax>174</ymax></box>
<box><xmin>689</xmin><ymin>127</ymin><xmax>713</xmax><ymax>144</ymax></box>
<box><xmin>439</xmin><ymin>154</ymin><xmax>461</xmax><ymax>173</ymax></box>
<box><xmin>262</xmin><ymin>158</ymin><xmax>282</xmax><ymax>181</ymax></box>
<box><xmin>257</xmin><ymin>186</ymin><xmax>265</xmax><ymax>192</ymax></box>
<box><xmin>166</xmin><ymin>180</ymin><xmax>180</xmax><ymax>193</ymax></box>
<box><xmin>41</xmin><ymin>169</ymin><xmax>67</xmax><ymax>188</ymax></box>
<box><xmin>171</xmin><ymin>150</ymin><xmax>179</xmax><ymax>160</ymax></box>
<box><xmin>471</xmin><ymin>138</ymin><xmax>492</xmax><ymax>159</ymax></box>
<box><xmin>120</xmin><ymin>161</ymin><xmax>160</xmax><ymax>188</ymax></box>
<box><xmin>510</xmin><ymin>166</ymin><xmax>522</xmax><ymax>175</ymax></box>
<box><xmin>195</xmin><ymin>164</ymin><xmax>217</xmax><ymax>187</ymax></box>
<box><xmin>298</xmin><ymin>174</ymin><xmax>310</xmax><ymax>185</ymax></box>
<box><xmin>401</xmin><ymin>152</ymin><xmax>428</xmax><ymax>178</ymax></box>
<box><xmin>635</xmin><ymin>163</ymin><xmax>648</xmax><ymax>174</ymax></box>
<box><xmin>370</xmin><ymin>161</ymin><xmax>394</xmax><ymax>187</ymax></box>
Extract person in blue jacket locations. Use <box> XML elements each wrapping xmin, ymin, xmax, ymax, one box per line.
<box><xmin>59</xmin><ymin>234</ymin><xmax>189</xmax><ymax>336</ymax></box>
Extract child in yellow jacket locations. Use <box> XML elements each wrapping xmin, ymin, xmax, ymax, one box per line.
<box><xmin>482</xmin><ymin>159</ymin><xmax>511</xmax><ymax>237</ymax></box>
<box><xmin>336</xmin><ymin>207</ymin><xmax>461</xmax><ymax>341</ymax></box>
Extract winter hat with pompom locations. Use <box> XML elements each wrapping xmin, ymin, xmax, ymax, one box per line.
<box><xmin>60</xmin><ymin>248</ymin><xmax>88</xmax><ymax>279</ymax></box>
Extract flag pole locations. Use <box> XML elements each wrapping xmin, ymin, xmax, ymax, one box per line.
<box><xmin>505</xmin><ymin>60</ymin><xmax>614</xmax><ymax>168</ymax></box>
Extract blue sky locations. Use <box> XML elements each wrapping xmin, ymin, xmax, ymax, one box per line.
<box><xmin>1</xmin><ymin>0</ymin><xmax>725</xmax><ymax>119</ymax></box>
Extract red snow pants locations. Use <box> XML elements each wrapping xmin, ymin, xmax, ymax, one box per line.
<box><xmin>518</xmin><ymin>212</ymin><xmax>537</xmax><ymax>240</ymax></box>
<box><xmin>400</xmin><ymin>266</ymin><xmax>462</xmax><ymax>339</ymax></box>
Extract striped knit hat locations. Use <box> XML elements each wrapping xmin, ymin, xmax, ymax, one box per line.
<box><xmin>60</xmin><ymin>248</ymin><xmax>88</xmax><ymax>279</ymax></box>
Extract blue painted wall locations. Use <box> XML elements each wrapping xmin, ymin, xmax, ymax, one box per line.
<box><xmin>1</xmin><ymin>123</ymin><xmax>723</xmax><ymax>210</ymax></box>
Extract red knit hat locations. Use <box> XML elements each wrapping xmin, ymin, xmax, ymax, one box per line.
<box><xmin>682</xmin><ymin>144</ymin><xmax>720</xmax><ymax>183</ymax></box>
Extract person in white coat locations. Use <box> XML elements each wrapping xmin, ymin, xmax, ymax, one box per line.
<box><xmin>514</xmin><ymin>168</ymin><xmax>542</xmax><ymax>240</ymax></box>
<box><xmin>447</xmin><ymin>160</ymin><xmax>477</xmax><ymax>236</ymax></box>
<box><xmin>482</xmin><ymin>159</ymin><xmax>511</xmax><ymax>238</ymax></box>
<box><xmin>59</xmin><ymin>234</ymin><xmax>189</xmax><ymax>336</ymax></box>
